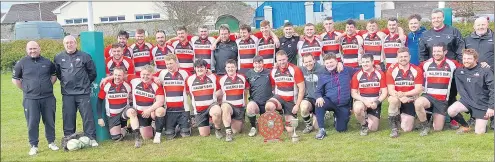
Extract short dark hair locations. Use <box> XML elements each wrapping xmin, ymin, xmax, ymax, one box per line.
<box><xmin>302</xmin><ymin>53</ymin><xmax>314</xmax><ymax>59</ymax></box>
<box><xmin>388</xmin><ymin>17</ymin><xmax>398</xmax><ymax>22</ymax></box>
<box><xmin>219</xmin><ymin>24</ymin><xmax>230</xmax><ymax>33</ymax></box>
<box><xmin>305</xmin><ymin>23</ymin><xmax>315</xmax><ymax>27</ymax></box>
<box><xmin>136</xmin><ymin>29</ymin><xmax>145</xmax><ymax>34</ymax></box>
<box><xmin>462</xmin><ymin>48</ymin><xmax>479</xmax><ymax>60</ymax></box>
<box><xmin>111</xmin><ymin>43</ymin><xmax>122</xmax><ymax>49</ymax></box>
<box><xmin>361</xmin><ymin>54</ymin><xmax>374</xmax><ymax>62</ymax></box>
<box><xmin>408</xmin><ymin>14</ymin><xmax>422</xmax><ymax>21</ymax></box>
<box><xmin>324</xmin><ymin>17</ymin><xmax>333</xmax><ymax>21</ymax></box>
<box><xmin>253</xmin><ymin>55</ymin><xmax>264</xmax><ymax>63</ymax></box>
<box><xmin>283</xmin><ymin>22</ymin><xmax>293</xmax><ymax>28</ymax></box>
<box><xmin>113</xmin><ymin>66</ymin><xmax>127</xmax><ymax>74</ymax></box>
<box><xmin>323</xmin><ymin>53</ymin><xmax>338</xmax><ymax>61</ymax></box>
<box><xmin>177</xmin><ymin>26</ymin><xmax>187</xmax><ymax>32</ymax></box>
<box><xmin>276</xmin><ymin>50</ymin><xmax>288</xmax><ymax>57</ymax></box>
<box><xmin>199</xmin><ymin>25</ymin><xmax>208</xmax><ymax>29</ymax></box>
<box><xmin>156</xmin><ymin>30</ymin><xmax>166</xmax><ymax>35</ymax></box>
<box><xmin>397</xmin><ymin>47</ymin><xmax>410</xmax><ymax>54</ymax></box>
<box><xmin>194</xmin><ymin>59</ymin><xmax>208</xmax><ymax>68</ymax></box>
<box><xmin>368</xmin><ymin>19</ymin><xmax>378</xmax><ymax>24</ymax></box>
<box><xmin>117</xmin><ymin>30</ymin><xmax>129</xmax><ymax>39</ymax></box>
<box><xmin>432</xmin><ymin>42</ymin><xmax>447</xmax><ymax>51</ymax></box>
<box><xmin>239</xmin><ymin>24</ymin><xmax>251</xmax><ymax>33</ymax></box>
<box><xmin>346</xmin><ymin>19</ymin><xmax>356</xmax><ymax>26</ymax></box>
<box><xmin>432</xmin><ymin>9</ymin><xmax>444</xmax><ymax>16</ymax></box>
<box><xmin>225</xmin><ymin>59</ymin><xmax>237</xmax><ymax>67</ymax></box>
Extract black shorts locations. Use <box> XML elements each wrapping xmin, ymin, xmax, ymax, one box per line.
<box><xmin>273</xmin><ymin>95</ymin><xmax>296</xmax><ymax>117</ymax></box>
<box><xmin>423</xmin><ymin>94</ymin><xmax>448</xmax><ymax>116</ymax></box>
<box><xmin>460</xmin><ymin>100</ymin><xmax>487</xmax><ymax>119</ymax></box>
<box><xmin>400</xmin><ymin>102</ymin><xmax>416</xmax><ymax>117</ymax></box>
<box><xmin>108</xmin><ymin>111</ymin><xmax>128</xmax><ymax>128</ymax></box>
<box><xmin>250</xmin><ymin>100</ymin><xmax>266</xmax><ymax>115</ymax></box>
<box><xmin>195</xmin><ymin>103</ymin><xmax>218</xmax><ymax>127</ymax></box>
<box><xmin>304</xmin><ymin>97</ymin><xmax>316</xmax><ymax>113</ymax></box>
<box><xmin>122</xmin><ymin>107</ymin><xmax>153</xmax><ymax>127</ymax></box>
<box><xmin>165</xmin><ymin>111</ymin><xmax>190</xmax><ymax>134</ymax></box>
<box><xmin>224</xmin><ymin>103</ymin><xmax>246</xmax><ymax>121</ymax></box>
<box><xmin>366</xmin><ymin>103</ymin><xmax>382</xmax><ymax>119</ymax></box>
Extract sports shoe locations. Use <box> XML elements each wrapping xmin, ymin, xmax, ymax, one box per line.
<box><xmin>165</xmin><ymin>132</ymin><xmax>176</xmax><ymax>140</ymax></box>
<box><xmin>248</xmin><ymin>127</ymin><xmax>257</xmax><ymax>137</ymax></box>
<box><xmin>315</xmin><ymin>128</ymin><xmax>326</xmax><ymax>140</ymax></box>
<box><xmin>467</xmin><ymin>118</ymin><xmax>476</xmax><ymax>127</ymax></box>
<box><xmin>360</xmin><ymin>125</ymin><xmax>369</xmax><ymax>136</ymax></box>
<box><xmin>153</xmin><ymin>132</ymin><xmax>161</xmax><ymax>144</ymax></box>
<box><xmin>225</xmin><ymin>129</ymin><xmax>233</xmax><ymax>142</ymax></box>
<box><xmin>419</xmin><ymin>121</ymin><xmax>430</xmax><ymax>136</ymax></box>
<box><xmin>449</xmin><ymin>120</ymin><xmax>460</xmax><ymax>130</ymax></box>
<box><xmin>456</xmin><ymin>126</ymin><xmax>471</xmax><ymax>134</ymax></box>
<box><xmin>48</xmin><ymin>142</ymin><xmax>59</xmax><ymax>151</ymax></box>
<box><xmin>89</xmin><ymin>140</ymin><xmax>99</xmax><ymax>147</ymax></box>
<box><xmin>28</xmin><ymin>146</ymin><xmax>38</xmax><ymax>156</ymax></box>
<box><xmin>215</xmin><ymin>129</ymin><xmax>223</xmax><ymax>139</ymax></box>
<box><xmin>302</xmin><ymin>124</ymin><xmax>314</xmax><ymax>134</ymax></box>
<box><xmin>180</xmin><ymin>131</ymin><xmax>191</xmax><ymax>138</ymax></box>
<box><xmin>121</xmin><ymin>128</ymin><xmax>129</xmax><ymax>137</ymax></box>
<box><xmin>389</xmin><ymin>128</ymin><xmax>399</xmax><ymax>138</ymax></box>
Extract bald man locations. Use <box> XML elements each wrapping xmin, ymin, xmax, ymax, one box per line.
<box><xmin>54</xmin><ymin>36</ymin><xmax>98</xmax><ymax>147</ymax></box>
<box><xmin>12</xmin><ymin>41</ymin><xmax>59</xmax><ymax>155</ymax></box>
<box><xmin>465</xmin><ymin>17</ymin><xmax>494</xmax><ymax>70</ymax></box>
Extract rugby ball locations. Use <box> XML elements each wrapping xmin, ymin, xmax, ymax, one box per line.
<box><xmin>78</xmin><ymin>136</ymin><xmax>90</xmax><ymax>148</ymax></box>
<box><xmin>66</xmin><ymin>139</ymin><xmax>82</xmax><ymax>151</ymax></box>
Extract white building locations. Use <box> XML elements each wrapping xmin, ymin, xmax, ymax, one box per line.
<box><xmin>52</xmin><ymin>2</ymin><xmax>170</xmax><ymax>26</ymax></box>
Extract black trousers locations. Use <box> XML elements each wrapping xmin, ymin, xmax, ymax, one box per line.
<box><xmin>62</xmin><ymin>94</ymin><xmax>96</xmax><ymax>139</ymax></box>
<box><xmin>23</xmin><ymin>96</ymin><xmax>56</xmax><ymax>147</ymax></box>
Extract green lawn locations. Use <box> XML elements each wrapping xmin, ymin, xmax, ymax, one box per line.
<box><xmin>1</xmin><ymin>73</ymin><xmax>493</xmax><ymax>161</ymax></box>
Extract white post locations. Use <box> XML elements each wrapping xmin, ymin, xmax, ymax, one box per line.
<box><xmin>438</xmin><ymin>1</ymin><xmax>445</xmax><ymax>8</ymax></box>
<box><xmin>38</xmin><ymin>2</ymin><xmax>42</xmax><ymax>21</ymax></box>
<box><xmin>359</xmin><ymin>14</ymin><xmax>365</xmax><ymax>20</ymax></box>
<box><xmin>304</xmin><ymin>2</ymin><xmax>314</xmax><ymax>24</ymax></box>
<box><xmin>374</xmin><ymin>1</ymin><xmax>382</xmax><ymax>19</ymax></box>
<box><xmin>263</xmin><ymin>6</ymin><xmax>273</xmax><ymax>28</ymax></box>
<box><xmin>87</xmin><ymin>2</ymin><xmax>95</xmax><ymax>31</ymax></box>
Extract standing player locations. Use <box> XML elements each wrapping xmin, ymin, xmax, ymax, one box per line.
<box><xmin>245</xmin><ymin>56</ymin><xmax>273</xmax><ymax>137</ymax></box>
<box><xmin>299</xmin><ymin>53</ymin><xmax>325</xmax><ymax>134</ymax></box>
<box><xmin>361</xmin><ymin>19</ymin><xmax>386</xmax><ymax>70</ymax></box>
<box><xmin>448</xmin><ymin>49</ymin><xmax>494</xmax><ymax>134</ymax></box>
<box><xmin>383</xmin><ymin>17</ymin><xmax>407</xmax><ymax>69</ymax></box>
<box><xmin>104</xmin><ymin>30</ymin><xmax>133</xmax><ymax>58</ymax></box>
<box><xmin>185</xmin><ymin>59</ymin><xmax>223</xmax><ymax>138</ymax></box>
<box><xmin>129</xmin><ymin>29</ymin><xmax>153</xmax><ymax>76</ymax></box>
<box><xmin>320</xmin><ymin>17</ymin><xmax>343</xmax><ymax>60</ymax></box>
<box><xmin>351</xmin><ymin>54</ymin><xmax>388</xmax><ymax>136</ymax></box>
<box><xmin>154</xmin><ymin>54</ymin><xmax>191</xmax><ymax>143</ymax></box>
<box><xmin>340</xmin><ymin>19</ymin><xmax>364</xmax><ymax>68</ymax></box>
<box><xmin>218</xmin><ymin>59</ymin><xmax>250</xmax><ymax>141</ymax></box>
<box><xmin>97</xmin><ymin>67</ymin><xmax>132</xmax><ymax>141</ymax></box>
<box><xmin>236</xmin><ymin>24</ymin><xmax>258</xmax><ymax>74</ymax></box>
<box><xmin>213</xmin><ymin>25</ymin><xmax>238</xmax><ymax>76</ymax></box>
<box><xmin>172</xmin><ymin>26</ymin><xmax>195</xmax><ymax>73</ymax></box>
<box><xmin>297</xmin><ymin>23</ymin><xmax>323</xmax><ymax>66</ymax></box>
<box><xmin>105</xmin><ymin>43</ymin><xmax>135</xmax><ymax>76</ymax></box>
<box><xmin>279</xmin><ymin>22</ymin><xmax>300</xmax><ymax>65</ymax></box>
<box><xmin>414</xmin><ymin>42</ymin><xmax>461</xmax><ymax>136</ymax></box>
<box><xmin>257</xmin><ymin>20</ymin><xmax>278</xmax><ymax>69</ymax></box>
<box><xmin>386</xmin><ymin>47</ymin><xmax>424</xmax><ymax>138</ymax></box>
<box><xmin>151</xmin><ymin>30</ymin><xmax>174</xmax><ymax>70</ymax></box>
<box><xmin>190</xmin><ymin>26</ymin><xmax>217</xmax><ymax>70</ymax></box>
<box><xmin>265</xmin><ymin>50</ymin><xmax>305</xmax><ymax>134</ymax></box>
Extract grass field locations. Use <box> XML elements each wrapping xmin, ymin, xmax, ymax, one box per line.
<box><xmin>1</xmin><ymin>73</ymin><xmax>493</xmax><ymax>161</ymax></box>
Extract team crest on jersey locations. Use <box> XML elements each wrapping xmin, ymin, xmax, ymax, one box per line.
<box><xmin>460</xmin><ymin>70</ymin><xmax>464</xmax><ymax>74</ymax></box>
<box><xmin>474</xmin><ymin>72</ymin><xmax>480</xmax><ymax>77</ymax></box>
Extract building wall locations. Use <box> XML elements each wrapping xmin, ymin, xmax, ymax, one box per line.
<box><xmin>55</xmin><ymin>2</ymin><xmax>168</xmax><ymax>26</ymax></box>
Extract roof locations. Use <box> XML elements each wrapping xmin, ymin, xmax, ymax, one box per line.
<box><xmin>1</xmin><ymin>1</ymin><xmax>65</xmax><ymax>23</ymax></box>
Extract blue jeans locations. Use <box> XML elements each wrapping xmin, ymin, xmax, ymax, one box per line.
<box><xmin>315</xmin><ymin>97</ymin><xmax>351</xmax><ymax>132</ymax></box>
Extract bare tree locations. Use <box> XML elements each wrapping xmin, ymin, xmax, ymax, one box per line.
<box><xmin>448</xmin><ymin>2</ymin><xmax>476</xmax><ymax>18</ymax></box>
<box><xmin>155</xmin><ymin>2</ymin><xmax>217</xmax><ymax>32</ymax></box>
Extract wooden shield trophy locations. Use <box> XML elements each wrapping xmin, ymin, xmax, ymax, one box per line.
<box><xmin>258</xmin><ymin>111</ymin><xmax>284</xmax><ymax>142</ymax></box>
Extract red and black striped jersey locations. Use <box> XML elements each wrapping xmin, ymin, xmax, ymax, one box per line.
<box><xmin>185</xmin><ymin>74</ymin><xmax>220</xmax><ymax>114</ymax></box>
<box><xmin>218</xmin><ymin>74</ymin><xmax>250</xmax><ymax>108</ymax></box>
<box><xmin>172</xmin><ymin>40</ymin><xmax>195</xmax><ymax>73</ymax></box>
<box><xmin>128</xmin><ymin>75</ymin><xmax>164</xmax><ymax>114</ymax></box>
<box><xmin>104</xmin><ymin>44</ymin><xmax>133</xmax><ymax>59</ymax></box>
<box><xmin>151</xmin><ymin>44</ymin><xmax>174</xmax><ymax>70</ymax></box>
<box><xmin>297</xmin><ymin>36</ymin><xmax>323</xmax><ymax>66</ymax></box>
<box><xmin>98</xmin><ymin>80</ymin><xmax>132</xmax><ymax>116</ymax></box>
<box><xmin>129</xmin><ymin>42</ymin><xmax>153</xmax><ymax>76</ymax></box>
<box><xmin>351</xmin><ymin>69</ymin><xmax>386</xmax><ymax>101</ymax></box>
<box><xmin>362</xmin><ymin>32</ymin><xmax>384</xmax><ymax>65</ymax></box>
<box><xmin>105</xmin><ymin>56</ymin><xmax>135</xmax><ymax>75</ymax></box>
<box><xmin>191</xmin><ymin>36</ymin><xmax>216</xmax><ymax>69</ymax></box>
<box><xmin>340</xmin><ymin>34</ymin><xmax>364</xmax><ymax>68</ymax></box>
<box><xmin>257</xmin><ymin>36</ymin><xmax>276</xmax><ymax>69</ymax></box>
<box><xmin>236</xmin><ymin>35</ymin><xmax>259</xmax><ymax>74</ymax></box>
<box><xmin>157</xmin><ymin>69</ymin><xmax>191</xmax><ymax>112</ymax></box>
<box><xmin>270</xmin><ymin>63</ymin><xmax>304</xmax><ymax>102</ymax></box>
<box><xmin>421</xmin><ymin>58</ymin><xmax>460</xmax><ymax>101</ymax></box>
<box><xmin>383</xmin><ymin>33</ymin><xmax>404</xmax><ymax>69</ymax></box>
<box><xmin>386</xmin><ymin>64</ymin><xmax>424</xmax><ymax>93</ymax></box>
<box><xmin>320</xmin><ymin>31</ymin><xmax>343</xmax><ymax>60</ymax></box>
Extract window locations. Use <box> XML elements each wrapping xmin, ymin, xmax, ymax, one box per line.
<box><xmin>64</xmin><ymin>18</ymin><xmax>87</xmax><ymax>25</ymax></box>
<box><xmin>135</xmin><ymin>13</ymin><xmax>161</xmax><ymax>20</ymax></box>
<box><xmin>100</xmin><ymin>16</ymin><xmax>125</xmax><ymax>23</ymax></box>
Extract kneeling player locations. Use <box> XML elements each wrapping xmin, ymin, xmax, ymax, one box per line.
<box><xmin>448</xmin><ymin>49</ymin><xmax>494</xmax><ymax>134</ymax></box>
<box><xmin>245</xmin><ymin>56</ymin><xmax>273</xmax><ymax>137</ymax></box>
<box><xmin>186</xmin><ymin>59</ymin><xmax>223</xmax><ymax>138</ymax></box>
<box><xmin>218</xmin><ymin>59</ymin><xmax>250</xmax><ymax>142</ymax></box>
<box><xmin>126</xmin><ymin>65</ymin><xmax>165</xmax><ymax>148</ymax></box>
<box><xmin>386</xmin><ymin>47</ymin><xmax>424</xmax><ymax>138</ymax></box>
<box><xmin>299</xmin><ymin>53</ymin><xmax>324</xmax><ymax>134</ymax></box>
<box><xmin>265</xmin><ymin>50</ymin><xmax>305</xmax><ymax>134</ymax></box>
<box><xmin>351</xmin><ymin>54</ymin><xmax>388</xmax><ymax>136</ymax></box>
<box><xmin>97</xmin><ymin>67</ymin><xmax>132</xmax><ymax>141</ymax></box>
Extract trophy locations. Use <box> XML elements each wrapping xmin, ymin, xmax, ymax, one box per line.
<box><xmin>290</xmin><ymin>118</ymin><xmax>299</xmax><ymax>143</ymax></box>
<box><xmin>258</xmin><ymin>111</ymin><xmax>284</xmax><ymax>142</ymax></box>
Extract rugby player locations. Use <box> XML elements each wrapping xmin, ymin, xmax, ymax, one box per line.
<box><xmin>105</xmin><ymin>43</ymin><xmax>135</xmax><ymax>76</ymax></box>
<box><xmin>129</xmin><ymin>29</ymin><xmax>154</xmax><ymax>76</ymax></box>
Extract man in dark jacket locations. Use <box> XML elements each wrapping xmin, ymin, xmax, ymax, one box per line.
<box><xmin>213</xmin><ymin>24</ymin><xmax>238</xmax><ymax>75</ymax></box>
<box><xmin>407</xmin><ymin>14</ymin><xmax>427</xmax><ymax>66</ymax></box>
<box><xmin>278</xmin><ymin>22</ymin><xmax>300</xmax><ymax>65</ymax></box>
<box><xmin>464</xmin><ymin>17</ymin><xmax>494</xmax><ymax>70</ymax></box>
<box><xmin>299</xmin><ymin>53</ymin><xmax>324</xmax><ymax>134</ymax></box>
<box><xmin>314</xmin><ymin>53</ymin><xmax>358</xmax><ymax>139</ymax></box>
<box><xmin>54</xmin><ymin>35</ymin><xmax>98</xmax><ymax>147</ymax></box>
<box><xmin>12</xmin><ymin>41</ymin><xmax>59</xmax><ymax>155</ymax></box>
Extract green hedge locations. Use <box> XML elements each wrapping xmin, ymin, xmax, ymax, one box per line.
<box><xmin>1</xmin><ymin>19</ymin><xmax>493</xmax><ymax>71</ymax></box>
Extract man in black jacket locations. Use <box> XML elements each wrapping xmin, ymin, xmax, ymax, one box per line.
<box><xmin>278</xmin><ymin>22</ymin><xmax>300</xmax><ymax>65</ymax></box>
<box><xmin>464</xmin><ymin>17</ymin><xmax>494</xmax><ymax>70</ymax></box>
<box><xmin>213</xmin><ymin>24</ymin><xmax>238</xmax><ymax>75</ymax></box>
<box><xmin>54</xmin><ymin>35</ymin><xmax>98</xmax><ymax>147</ymax></box>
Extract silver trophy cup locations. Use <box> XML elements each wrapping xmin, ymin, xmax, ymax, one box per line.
<box><xmin>290</xmin><ymin>119</ymin><xmax>299</xmax><ymax>142</ymax></box>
